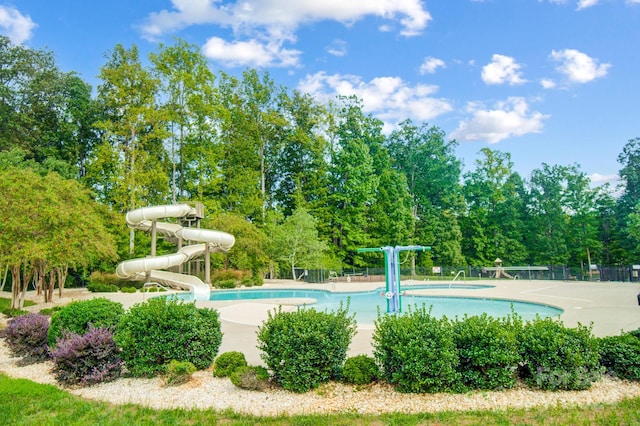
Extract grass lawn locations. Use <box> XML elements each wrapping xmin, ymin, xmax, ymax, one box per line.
<box><xmin>1</xmin><ymin>374</ymin><xmax>640</xmax><ymax>425</ymax></box>
<box><xmin>0</xmin><ymin>297</ymin><xmax>36</xmax><ymax>310</ymax></box>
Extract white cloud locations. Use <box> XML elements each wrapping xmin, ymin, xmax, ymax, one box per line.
<box><xmin>627</xmin><ymin>0</ymin><xmax>640</xmax><ymax>4</ymax></box>
<box><xmin>201</xmin><ymin>36</ymin><xmax>301</xmax><ymax>67</ymax></box>
<box><xmin>550</xmin><ymin>49</ymin><xmax>611</xmax><ymax>83</ymax></box>
<box><xmin>450</xmin><ymin>97</ymin><xmax>548</xmax><ymax>144</ymax></box>
<box><xmin>481</xmin><ymin>54</ymin><xmax>527</xmax><ymax>85</ymax></box>
<box><xmin>420</xmin><ymin>57</ymin><xmax>445</xmax><ymax>75</ymax></box>
<box><xmin>298</xmin><ymin>72</ymin><xmax>452</xmax><ymax>132</ymax></box>
<box><xmin>590</xmin><ymin>173</ymin><xmax>619</xmax><ymax>185</ymax></box>
<box><xmin>140</xmin><ymin>0</ymin><xmax>431</xmax><ymax>39</ymax></box>
<box><xmin>326</xmin><ymin>39</ymin><xmax>347</xmax><ymax>57</ymax></box>
<box><xmin>540</xmin><ymin>78</ymin><xmax>556</xmax><ymax>89</ymax></box>
<box><xmin>577</xmin><ymin>0</ymin><xmax>599</xmax><ymax>9</ymax></box>
<box><xmin>0</xmin><ymin>5</ymin><xmax>36</xmax><ymax>44</ymax></box>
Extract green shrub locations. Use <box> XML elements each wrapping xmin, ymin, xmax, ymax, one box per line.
<box><xmin>452</xmin><ymin>314</ymin><xmax>520</xmax><ymax>391</ymax></box>
<box><xmin>230</xmin><ymin>365</ymin><xmax>270</xmax><ymax>391</ymax></box>
<box><xmin>114</xmin><ymin>297</ymin><xmax>222</xmax><ymax>377</ymax></box>
<box><xmin>120</xmin><ymin>286</ymin><xmax>137</xmax><ymax>294</ymax></box>
<box><xmin>599</xmin><ymin>333</ymin><xmax>640</xmax><ymax>380</ymax></box>
<box><xmin>628</xmin><ymin>327</ymin><xmax>640</xmax><ymax>340</ymax></box>
<box><xmin>517</xmin><ymin>317</ymin><xmax>602</xmax><ymax>390</ymax></box>
<box><xmin>213</xmin><ymin>351</ymin><xmax>247</xmax><ymax>377</ymax></box>
<box><xmin>86</xmin><ymin>282</ymin><xmax>119</xmax><ymax>293</ymax></box>
<box><xmin>342</xmin><ymin>355</ymin><xmax>379</xmax><ymax>385</ymax></box>
<box><xmin>4</xmin><ymin>313</ymin><xmax>50</xmax><ymax>364</ymax></box>
<box><xmin>372</xmin><ymin>306</ymin><xmax>461</xmax><ymax>393</ymax></box>
<box><xmin>257</xmin><ymin>304</ymin><xmax>356</xmax><ymax>393</ymax></box>
<box><xmin>48</xmin><ymin>298</ymin><xmax>124</xmax><ymax>347</ymax></box>
<box><xmin>240</xmin><ymin>277</ymin><xmax>254</xmax><ymax>287</ymax></box>
<box><xmin>165</xmin><ymin>360</ymin><xmax>197</xmax><ymax>386</ymax></box>
<box><xmin>217</xmin><ymin>279</ymin><xmax>236</xmax><ymax>289</ymax></box>
<box><xmin>50</xmin><ymin>325</ymin><xmax>123</xmax><ymax>387</ymax></box>
<box><xmin>88</xmin><ymin>271</ymin><xmax>129</xmax><ymax>289</ymax></box>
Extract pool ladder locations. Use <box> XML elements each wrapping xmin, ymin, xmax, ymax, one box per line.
<box><xmin>449</xmin><ymin>270</ymin><xmax>466</xmax><ymax>288</ymax></box>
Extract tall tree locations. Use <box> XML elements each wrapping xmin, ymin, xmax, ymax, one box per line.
<box><xmin>525</xmin><ymin>164</ymin><xmax>572</xmax><ymax>264</ymax></box>
<box><xmin>0</xmin><ymin>36</ymin><xmax>97</xmax><ymax>176</ymax></box>
<box><xmin>616</xmin><ymin>137</ymin><xmax>640</xmax><ymax>261</ymax></box>
<box><xmin>88</xmin><ymin>44</ymin><xmax>170</xmax><ymax>214</ymax></box>
<box><xmin>386</xmin><ymin>119</ymin><xmax>464</xmax><ymax>266</ymax></box>
<box><xmin>325</xmin><ymin>96</ymin><xmax>379</xmax><ymax>266</ymax></box>
<box><xmin>215</xmin><ymin>69</ymin><xmax>285</xmax><ymax>222</ymax></box>
<box><xmin>150</xmin><ymin>39</ymin><xmax>219</xmax><ymax>206</ymax></box>
<box><xmin>271</xmin><ymin>90</ymin><xmax>329</xmax><ymax>217</ymax></box>
<box><xmin>462</xmin><ymin>148</ymin><xmax>527</xmax><ymax>265</ymax></box>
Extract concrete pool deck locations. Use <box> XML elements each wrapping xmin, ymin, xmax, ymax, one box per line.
<box><xmin>195</xmin><ymin>278</ymin><xmax>640</xmax><ymax>365</ymax></box>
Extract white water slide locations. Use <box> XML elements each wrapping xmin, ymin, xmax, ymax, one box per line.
<box><xmin>115</xmin><ymin>204</ymin><xmax>235</xmax><ymax>300</ymax></box>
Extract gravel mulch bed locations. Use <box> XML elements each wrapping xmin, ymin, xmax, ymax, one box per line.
<box><xmin>2</xmin><ymin>339</ymin><xmax>640</xmax><ymax>416</ymax></box>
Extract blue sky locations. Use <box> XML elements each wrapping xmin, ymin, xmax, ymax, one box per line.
<box><xmin>2</xmin><ymin>1</ymin><xmax>639</xmax><ymax>186</ymax></box>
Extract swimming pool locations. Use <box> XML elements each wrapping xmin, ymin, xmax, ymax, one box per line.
<box><xmin>195</xmin><ymin>285</ymin><xmax>563</xmax><ymax>324</ymax></box>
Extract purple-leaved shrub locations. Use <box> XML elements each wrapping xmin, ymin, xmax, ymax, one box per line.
<box><xmin>4</xmin><ymin>313</ymin><xmax>50</xmax><ymax>365</ymax></box>
<box><xmin>50</xmin><ymin>325</ymin><xmax>123</xmax><ymax>387</ymax></box>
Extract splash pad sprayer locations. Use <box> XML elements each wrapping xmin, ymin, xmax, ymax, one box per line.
<box><xmin>357</xmin><ymin>245</ymin><xmax>431</xmax><ymax>314</ymax></box>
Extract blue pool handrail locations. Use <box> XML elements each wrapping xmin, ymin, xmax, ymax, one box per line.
<box><xmin>357</xmin><ymin>245</ymin><xmax>431</xmax><ymax>314</ymax></box>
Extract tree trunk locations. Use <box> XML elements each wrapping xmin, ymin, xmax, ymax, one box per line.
<box><xmin>45</xmin><ymin>269</ymin><xmax>56</xmax><ymax>303</ymax></box>
<box><xmin>10</xmin><ymin>264</ymin><xmax>20</xmax><ymax>309</ymax></box>
<box><xmin>57</xmin><ymin>265</ymin><xmax>68</xmax><ymax>299</ymax></box>
<box><xmin>20</xmin><ymin>264</ymin><xmax>35</xmax><ymax>309</ymax></box>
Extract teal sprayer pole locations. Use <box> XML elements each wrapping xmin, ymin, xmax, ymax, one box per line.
<box><xmin>357</xmin><ymin>245</ymin><xmax>431</xmax><ymax>314</ymax></box>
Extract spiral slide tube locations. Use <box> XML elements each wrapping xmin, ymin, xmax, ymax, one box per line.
<box><xmin>115</xmin><ymin>204</ymin><xmax>235</xmax><ymax>300</ymax></box>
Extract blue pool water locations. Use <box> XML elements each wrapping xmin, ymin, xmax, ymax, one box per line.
<box><xmin>196</xmin><ymin>285</ymin><xmax>563</xmax><ymax>324</ymax></box>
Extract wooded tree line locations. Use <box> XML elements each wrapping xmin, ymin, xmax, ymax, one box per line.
<box><xmin>1</xmin><ymin>36</ymin><xmax>639</xmax><ymax>292</ymax></box>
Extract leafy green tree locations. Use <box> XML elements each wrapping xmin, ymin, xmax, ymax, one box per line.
<box><xmin>206</xmin><ymin>212</ymin><xmax>267</xmax><ymax>275</ymax></box>
<box><xmin>386</xmin><ymin>119</ymin><xmax>464</xmax><ymax>266</ymax></box>
<box><xmin>0</xmin><ymin>36</ymin><xmax>98</xmax><ymax>176</ymax></box>
<box><xmin>150</xmin><ymin>39</ymin><xmax>220</xmax><ymax>206</ymax></box>
<box><xmin>461</xmin><ymin>148</ymin><xmax>527</xmax><ymax>265</ymax></box>
<box><xmin>87</xmin><ymin>44</ymin><xmax>170</xmax><ymax>214</ymax></box>
<box><xmin>525</xmin><ymin>164</ymin><xmax>571</xmax><ymax>264</ymax></box>
<box><xmin>271</xmin><ymin>90</ymin><xmax>329</xmax><ymax>217</ymax></box>
<box><xmin>325</xmin><ymin>96</ymin><xmax>378</xmax><ymax>266</ymax></box>
<box><xmin>0</xmin><ymin>168</ymin><xmax>116</xmax><ymax>308</ymax></box>
<box><xmin>616</xmin><ymin>137</ymin><xmax>640</xmax><ymax>261</ymax></box>
<box><xmin>273</xmin><ymin>207</ymin><xmax>328</xmax><ymax>280</ymax></box>
<box><xmin>563</xmin><ymin>167</ymin><xmax>602</xmax><ymax>269</ymax></box>
<box><xmin>215</xmin><ymin>70</ymin><xmax>285</xmax><ymax>222</ymax></box>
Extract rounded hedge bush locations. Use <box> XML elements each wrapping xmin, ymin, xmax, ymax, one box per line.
<box><xmin>48</xmin><ymin>298</ymin><xmax>124</xmax><ymax>347</ymax></box>
<box><xmin>453</xmin><ymin>314</ymin><xmax>520</xmax><ymax>391</ymax></box>
<box><xmin>114</xmin><ymin>297</ymin><xmax>222</xmax><ymax>377</ymax></box>
<box><xmin>599</xmin><ymin>333</ymin><xmax>640</xmax><ymax>380</ymax></box>
<box><xmin>517</xmin><ymin>317</ymin><xmax>601</xmax><ymax>390</ymax></box>
<box><xmin>230</xmin><ymin>365</ymin><xmax>270</xmax><ymax>391</ymax></box>
<box><xmin>213</xmin><ymin>351</ymin><xmax>247</xmax><ymax>377</ymax></box>
<box><xmin>165</xmin><ymin>360</ymin><xmax>197</xmax><ymax>386</ymax></box>
<box><xmin>342</xmin><ymin>354</ymin><xmax>379</xmax><ymax>385</ymax></box>
<box><xmin>257</xmin><ymin>304</ymin><xmax>356</xmax><ymax>393</ymax></box>
<box><xmin>372</xmin><ymin>306</ymin><xmax>461</xmax><ymax>393</ymax></box>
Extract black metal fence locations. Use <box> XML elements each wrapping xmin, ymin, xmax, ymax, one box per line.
<box><xmin>282</xmin><ymin>265</ymin><xmax>640</xmax><ymax>284</ymax></box>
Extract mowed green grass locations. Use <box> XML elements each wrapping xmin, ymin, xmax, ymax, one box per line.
<box><xmin>0</xmin><ymin>297</ymin><xmax>36</xmax><ymax>311</ymax></box>
<box><xmin>2</xmin><ymin>374</ymin><xmax>640</xmax><ymax>426</ymax></box>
